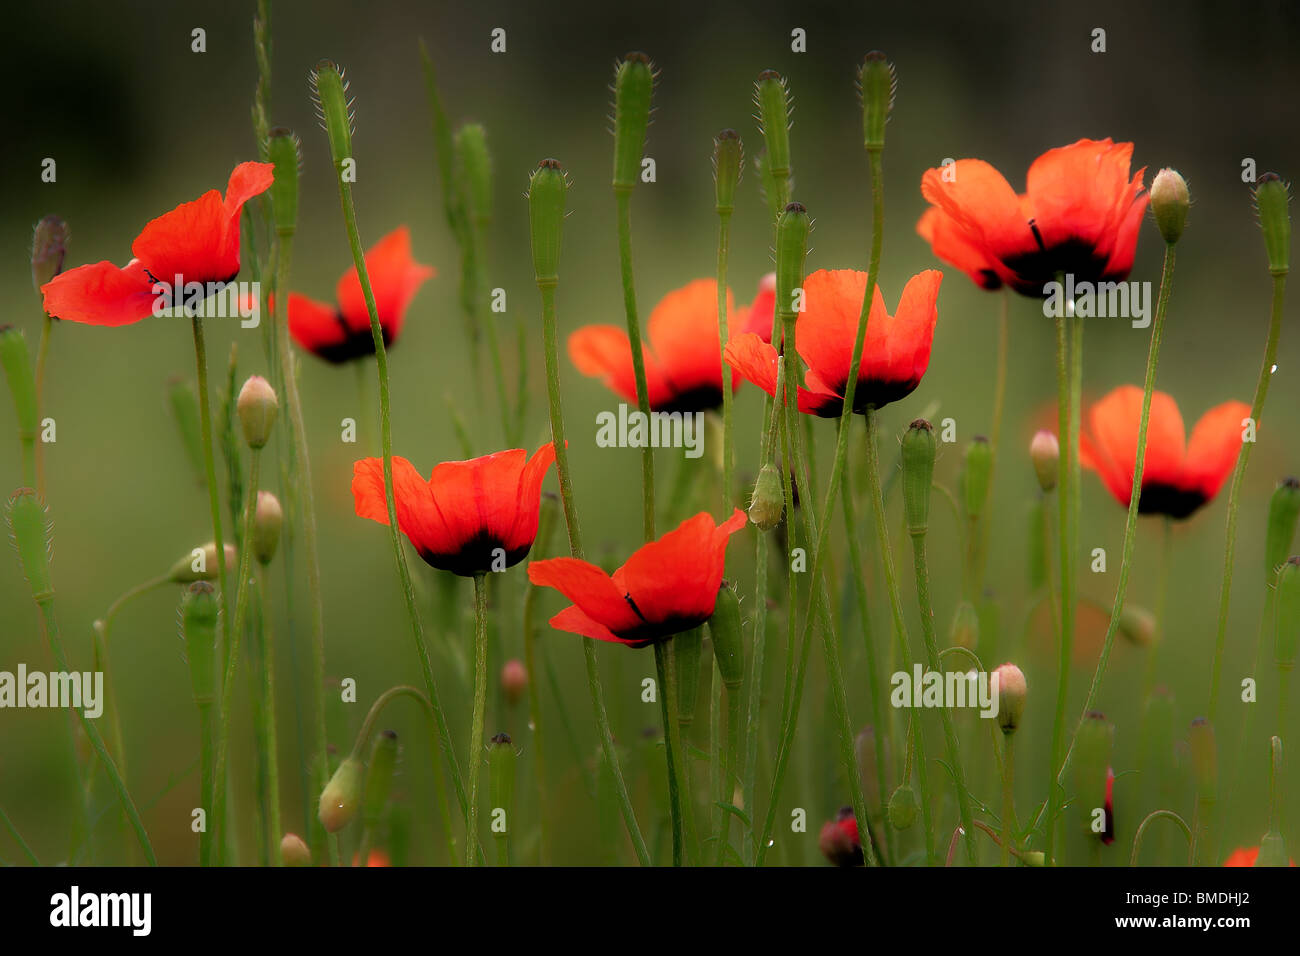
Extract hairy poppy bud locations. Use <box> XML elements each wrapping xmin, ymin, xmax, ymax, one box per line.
<box><xmin>1030</xmin><ymin>430</ymin><xmax>1059</xmax><ymax>492</ymax></box>
<box><xmin>754</xmin><ymin>70</ymin><xmax>792</xmax><ymax>195</ymax></box>
<box><xmin>858</xmin><ymin>51</ymin><xmax>895</xmax><ymax>151</ymax></box>
<box><xmin>713</xmin><ymin>129</ymin><xmax>743</xmax><ymax>214</ymax></box>
<box><xmin>775</xmin><ymin>203</ymin><xmax>810</xmax><ymax>327</ymax></box>
<box><xmin>310</xmin><ymin>60</ymin><xmax>354</xmax><ymax>176</ymax></box>
<box><xmin>1265</xmin><ymin>478</ymin><xmax>1300</xmax><ymax>584</ymax></box>
<box><xmin>961</xmin><ymin>435</ymin><xmax>992</xmax><ymax>522</ymax></box>
<box><xmin>0</xmin><ymin>327</ymin><xmax>38</xmax><ymax>449</ymax></box>
<box><xmin>993</xmin><ymin>663</ymin><xmax>1027</xmax><ymax>734</ymax></box>
<box><xmin>748</xmin><ymin>463</ymin><xmax>784</xmax><ymax>531</ymax></box>
<box><xmin>6</xmin><ymin>489</ymin><xmax>53</xmax><ymax>604</ymax></box>
<box><xmin>1149</xmin><ymin>168</ymin><xmax>1190</xmax><ymax>245</ymax></box>
<box><xmin>1274</xmin><ymin>557</ymin><xmax>1300</xmax><ymax>669</ymax></box>
<box><xmin>1253</xmin><ymin>173</ymin><xmax>1291</xmax><ymax>277</ymax></box>
<box><xmin>818</xmin><ymin>806</ymin><xmax>863</xmax><ymax>867</ymax></box>
<box><xmin>253</xmin><ymin>491</ymin><xmax>282</xmax><ymax>565</ymax></box>
<box><xmin>1119</xmin><ymin>604</ymin><xmax>1157</xmax><ymax>647</ymax></box>
<box><xmin>181</xmin><ymin>581</ymin><xmax>218</xmax><ymax>705</ymax></box>
<box><xmin>318</xmin><ymin>755</ymin><xmax>364</xmax><ymax>833</ymax></box>
<box><xmin>489</xmin><ymin>732</ymin><xmax>515</xmax><ymax>852</ymax></box>
<box><xmin>901</xmin><ymin>419</ymin><xmax>936</xmax><ymax>535</ymax></box>
<box><xmin>279</xmin><ymin>832</ymin><xmax>311</xmax><ymax>866</ymax></box>
<box><xmin>888</xmin><ymin>784</ymin><xmax>918</xmax><ymax>829</ymax></box>
<box><xmin>612</xmin><ymin>53</ymin><xmax>654</xmax><ymax>192</ymax></box>
<box><xmin>949</xmin><ymin>600</ymin><xmax>979</xmax><ymax>650</ymax></box>
<box><xmin>237</xmin><ymin>375</ymin><xmax>278</xmax><ymax>449</ymax></box>
<box><xmin>361</xmin><ymin>730</ymin><xmax>399</xmax><ymax>829</ymax></box>
<box><xmin>708</xmin><ymin>582</ymin><xmax>745</xmax><ymax>689</ymax></box>
<box><xmin>32</xmin><ymin>215</ymin><xmax>70</xmax><ymax>291</ymax></box>
<box><xmin>527</xmin><ymin>159</ymin><xmax>568</xmax><ymax>286</ymax></box>
<box><xmin>1188</xmin><ymin>717</ymin><xmax>1216</xmax><ymax>803</ymax></box>
<box><xmin>169</xmin><ymin>541</ymin><xmax>237</xmax><ymax>583</ymax></box>
<box><xmin>266</xmin><ymin>128</ymin><xmax>301</xmax><ymax>238</ymax></box>
<box><xmin>501</xmin><ymin>658</ymin><xmax>528</xmax><ymax>707</ymax></box>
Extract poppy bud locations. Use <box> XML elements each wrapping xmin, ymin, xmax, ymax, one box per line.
<box><xmin>818</xmin><ymin>806</ymin><xmax>863</xmax><ymax>867</ymax></box>
<box><xmin>858</xmin><ymin>51</ymin><xmax>895</xmax><ymax>151</ymax></box>
<box><xmin>1149</xmin><ymin>168</ymin><xmax>1190</xmax><ymax>245</ymax></box>
<box><xmin>252</xmin><ymin>491</ymin><xmax>283</xmax><ymax>565</ymax></box>
<box><xmin>236</xmin><ymin>375</ymin><xmax>278</xmax><ymax>449</ymax></box>
<box><xmin>993</xmin><ymin>662</ymin><xmax>1027</xmax><ymax>734</ymax></box>
<box><xmin>167</xmin><ymin>376</ymin><xmax>204</xmax><ymax>484</ymax></box>
<box><xmin>318</xmin><ymin>755</ymin><xmax>364</xmax><ymax>833</ymax></box>
<box><xmin>775</xmin><ymin>203</ymin><xmax>810</xmax><ymax>327</ymax></box>
<box><xmin>713</xmin><ymin>129</ymin><xmax>743</xmax><ymax>214</ymax></box>
<box><xmin>887</xmin><ymin>784</ymin><xmax>918</xmax><ymax>829</ymax></box>
<box><xmin>489</xmin><ymin>732</ymin><xmax>515</xmax><ymax>839</ymax></box>
<box><xmin>1188</xmin><ymin>717</ymin><xmax>1217</xmax><ymax>803</ymax></box>
<box><xmin>949</xmin><ymin>600</ymin><xmax>979</xmax><ymax>650</ymax></box>
<box><xmin>961</xmin><ymin>435</ymin><xmax>992</xmax><ymax>522</ymax></box>
<box><xmin>279</xmin><ymin>832</ymin><xmax>311</xmax><ymax>866</ymax></box>
<box><xmin>455</xmin><ymin>123</ymin><xmax>492</xmax><ymax>228</ymax></box>
<box><xmin>0</xmin><ymin>326</ymin><xmax>38</xmax><ymax>445</ymax></box>
<box><xmin>310</xmin><ymin>60</ymin><xmax>354</xmax><ymax>175</ymax></box>
<box><xmin>1030</xmin><ymin>430</ymin><xmax>1059</xmax><ymax>492</ymax></box>
<box><xmin>1022</xmin><ymin>850</ymin><xmax>1046</xmax><ymax>866</ymax></box>
<box><xmin>901</xmin><ymin>419</ymin><xmax>936</xmax><ymax>536</ymax></box>
<box><xmin>361</xmin><ymin>730</ymin><xmax>399</xmax><ymax>829</ymax></box>
<box><xmin>1118</xmin><ymin>604</ymin><xmax>1157</xmax><ymax>647</ymax></box>
<box><xmin>754</xmin><ymin>70</ymin><xmax>792</xmax><ymax>191</ymax></box>
<box><xmin>527</xmin><ymin>159</ymin><xmax>568</xmax><ymax>285</ymax></box>
<box><xmin>1274</xmin><ymin>557</ymin><xmax>1300</xmax><ymax>669</ymax></box>
<box><xmin>31</xmin><ymin>214</ymin><xmax>70</xmax><ymax>291</ymax></box>
<box><xmin>181</xmin><ymin>581</ymin><xmax>218</xmax><ymax>705</ymax></box>
<box><xmin>675</xmin><ymin>627</ymin><xmax>704</xmax><ymax>726</ymax></box>
<box><xmin>169</xmin><ymin>541</ymin><xmax>237</xmax><ymax>583</ymax></box>
<box><xmin>266</xmin><ymin>128</ymin><xmax>301</xmax><ymax>238</ymax></box>
<box><xmin>501</xmin><ymin>658</ymin><xmax>528</xmax><ymax>707</ymax></box>
<box><xmin>1265</xmin><ymin>477</ymin><xmax>1300</xmax><ymax>584</ymax></box>
<box><xmin>5</xmin><ymin>489</ymin><xmax>53</xmax><ymax>604</ymax></box>
<box><xmin>708</xmin><ymin>581</ymin><xmax>745</xmax><ymax>689</ymax></box>
<box><xmin>612</xmin><ymin>53</ymin><xmax>654</xmax><ymax>192</ymax></box>
<box><xmin>1253</xmin><ymin>173</ymin><xmax>1290</xmax><ymax>276</ymax></box>
<box><xmin>748</xmin><ymin>463</ymin><xmax>784</xmax><ymax>531</ymax></box>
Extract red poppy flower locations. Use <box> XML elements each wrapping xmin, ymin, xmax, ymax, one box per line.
<box><xmin>736</xmin><ymin>272</ymin><xmax>777</xmax><ymax>341</ymax></box>
<box><xmin>568</xmin><ymin>278</ymin><xmax>739</xmax><ymax>413</ymax></box>
<box><xmin>1079</xmin><ymin>386</ymin><xmax>1249</xmax><ymax>520</ymax></box>
<box><xmin>527</xmin><ymin>509</ymin><xmax>747</xmax><ymax>648</ymax></box>
<box><xmin>288</xmin><ymin>227</ymin><xmax>435</xmax><ymax>363</ymax></box>
<box><xmin>352</xmin><ymin>443</ymin><xmax>555</xmax><ymax>576</ymax></box>
<box><xmin>919</xmin><ymin>139</ymin><xmax>1147</xmax><ymax>296</ymax></box>
<box><xmin>1223</xmin><ymin>846</ymin><xmax>1295</xmax><ymax>866</ymax></box>
<box><xmin>818</xmin><ymin>807</ymin><xmax>863</xmax><ymax>867</ymax></box>
<box><xmin>40</xmin><ymin>162</ymin><xmax>274</xmax><ymax>326</ymax></box>
<box><xmin>724</xmin><ymin>268</ymin><xmax>942</xmax><ymax>417</ymax></box>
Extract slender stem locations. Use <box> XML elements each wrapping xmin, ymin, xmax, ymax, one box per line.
<box><xmin>0</xmin><ymin>804</ymin><xmax>39</xmax><ymax>866</ymax></box>
<box><xmin>522</xmin><ymin>549</ymin><xmax>552</xmax><ymax>865</ymax></box>
<box><xmin>1129</xmin><ymin>809</ymin><xmax>1193</xmax><ymax>866</ymax></box>
<box><xmin>655</xmin><ymin>640</ymin><xmax>688</xmax><ymax>866</ymax></box>
<box><xmin>466</xmin><ymin>572</ymin><xmax>489</xmax><ymax>865</ymax></box>
<box><xmin>34</xmin><ymin>314</ymin><xmax>52</xmax><ymax>497</ymax></box>
<box><xmin>537</xmin><ymin>278</ymin><xmax>651</xmax><ymax>866</ymax></box>
<box><xmin>256</xmin><ymin>575</ymin><xmax>281</xmax><ymax>864</ymax></box>
<box><xmin>1001</xmin><ymin>733</ymin><xmax>1016</xmax><ymax>866</ymax></box>
<box><xmin>716</xmin><ymin>209</ymin><xmax>734</xmax><ymax>513</ymax></box>
<box><xmin>978</xmin><ymin>289</ymin><xmax>1010</xmax><ymax>587</ymax></box>
<box><xmin>1210</xmin><ymin>272</ymin><xmax>1288</xmax><ymax>722</ymax></box>
<box><xmin>615</xmin><ymin>188</ymin><xmax>655</xmax><ymax>541</ymax></box>
<box><xmin>715</xmin><ymin>680</ymin><xmax>744</xmax><ymax>865</ymax></box>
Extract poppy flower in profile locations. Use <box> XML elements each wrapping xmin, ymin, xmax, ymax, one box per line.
<box><xmin>724</xmin><ymin>268</ymin><xmax>942</xmax><ymax>417</ymax></box>
<box><xmin>919</xmin><ymin>138</ymin><xmax>1147</xmax><ymax>296</ymax></box>
<box><xmin>528</xmin><ymin>509</ymin><xmax>747</xmax><ymax>648</ymax></box>
<box><xmin>288</xmin><ymin>227</ymin><xmax>435</xmax><ymax>363</ymax></box>
<box><xmin>1079</xmin><ymin>386</ymin><xmax>1249</xmax><ymax>520</ymax></box>
<box><xmin>736</xmin><ymin>272</ymin><xmax>777</xmax><ymax>341</ymax></box>
<box><xmin>568</xmin><ymin>278</ymin><xmax>739</xmax><ymax>413</ymax></box>
<box><xmin>352</xmin><ymin>443</ymin><xmax>555</xmax><ymax>576</ymax></box>
<box><xmin>41</xmin><ymin>162</ymin><xmax>274</xmax><ymax>326</ymax></box>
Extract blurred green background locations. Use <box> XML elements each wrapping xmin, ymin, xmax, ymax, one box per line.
<box><xmin>1</xmin><ymin>0</ymin><xmax>1297</xmax><ymax>865</ymax></box>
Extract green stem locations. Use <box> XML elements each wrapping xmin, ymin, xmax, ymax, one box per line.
<box><xmin>256</xmin><ymin>575</ymin><xmax>281</xmax><ymax>863</ymax></box>
<box><xmin>0</xmin><ymin>804</ymin><xmax>39</xmax><ymax>866</ymax></box>
<box><xmin>1129</xmin><ymin>809</ymin><xmax>1193</xmax><ymax>866</ymax></box>
<box><xmin>978</xmin><ymin>290</ymin><xmax>1010</xmax><ymax>587</ymax></box>
<box><xmin>1001</xmin><ymin>733</ymin><xmax>1016</xmax><ymax>866</ymax></box>
<box><xmin>466</xmin><ymin>572</ymin><xmax>489</xmax><ymax>865</ymax></box>
<box><xmin>34</xmin><ymin>314</ymin><xmax>51</xmax><ymax>497</ymax></box>
<box><xmin>716</xmin><ymin>209</ymin><xmax>734</xmax><ymax>512</ymax></box>
<box><xmin>715</xmin><ymin>680</ymin><xmax>744</xmax><ymax>865</ymax></box>
<box><xmin>654</xmin><ymin>639</ymin><xmax>689</xmax><ymax>865</ymax></box>
<box><xmin>615</xmin><ymin>188</ymin><xmax>655</xmax><ymax>541</ymax></box>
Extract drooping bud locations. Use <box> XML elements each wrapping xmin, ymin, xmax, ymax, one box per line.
<box><xmin>887</xmin><ymin>784</ymin><xmax>918</xmax><ymax>829</ymax></box>
<box><xmin>1274</xmin><ymin>557</ymin><xmax>1300</xmax><ymax>669</ymax></box>
<box><xmin>992</xmin><ymin>663</ymin><xmax>1027</xmax><ymax>734</ymax></box>
<box><xmin>1265</xmin><ymin>477</ymin><xmax>1300</xmax><ymax>584</ymax></box>
<box><xmin>1253</xmin><ymin>173</ymin><xmax>1291</xmax><ymax>276</ymax></box>
<box><xmin>361</xmin><ymin>730</ymin><xmax>399</xmax><ymax>829</ymax></box>
<box><xmin>753</xmin><ymin>70</ymin><xmax>792</xmax><ymax>203</ymax></box>
<box><xmin>748</xmin><ymin>463</ymin><xmax>784</xmax><ymax>531</ymax></box>
<box><xmin>266</xmin><ymin>128</ymin><xmax>302</xmax><ymax>238</ymax></box>
<box><xmin>279</xmin><ymin>832</ymin><xmax>311</xmax><ymax>866</ymax></box>
<box><xmin>527</xmin><ymin>160</ymin><xmax>568</xmax><ymax>286</ymax></box>
<box><xmin>960</xmin><ymin>435</ymin><xmax>992</xmax><ymax>522</ymax></box>
<box><xmin>1149</xmin><ymin>168</ymin><xmax>1190</xmax><ymax>245</ymax></box>
<box><xmin>858</xmin><ymin>51</ymin><xmax>895</xmax><ymax>151</ymax></box>
<box><xmin>901</xmin><ymin>419</ymin><xmax>936</xmax><ymax>535</ymax></box>
<box><xmin>708</xmin><ymin>582</ymin><xmax>746</xmax><ymax>689</ymax></box>
<box><xmin>169</xmin><ymin>541</ymin><xmax>237</xmax><ymax>583</ymax></box>
<box><xmin>181</xmin><ymin>581</ymin><xmax>218</xmax><ymax>705</ymax></box>
<box><xmin>6</xmin><ymin>489</ymin><xmax>53</xmax><ymax>604</ymax></box>
<box><xmin>818</xmin><ymin>806</ymin><xmax>863</xmax><ymax>867</ymax></box>
<box><xmin>318</xmin><ymin>755</ymin><xmax>364</xmax><ymax>833</ymax></box>
<box><xmin>236</xmin><ymin>375</ymin><xmax>278</xmax><ymax>449</ymax></box>
<box><xmin>949</xmin><ymin>600</ymin><xmax>979</xmax><ymax>650</ymax></box>
<box><xmin>612</xmin><ymin>53</ymin><xmax>655</xmax><ymax>192</ymax></box>
<box><xmin>31</xmin><ymin>215</ymin><xmax>70</xmax><ymax>291</ymax></box>
<box><xmin>674</xmin><ymin>627</ymin><xmax>704</xmax><ymax>726</ymax></box>
<box><xmin>1030</xmin><ymin>430</ymin><xmax>1059</xmax><ymax>492</ymax></box>
<box><xmin>501</xmin><ymin>658</ymin><xmax>528</xmax><ymax>707</ymax></box>
<box><xmin>1118</xmin><ymin>604</ymin><xmax>1158</xmax><ymax>647</ymax></box>
<box><xmin>713</xmin><ymin>129</ymin><xmax>743</xmax><ymax>214</ymax></box>
<box><xmin>1188</xmin><ymin>717</ymin><xmax>1217</xmax><ymax>803</ymax></box>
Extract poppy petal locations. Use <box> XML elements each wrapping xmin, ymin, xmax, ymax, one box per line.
<box><xmin>1181</xmin><ymin>401</ymin><xmax>1251</xmax><ymax>502</ymax></box>
<box><xmin>335</xmin><ymin>227</ymin><xmax>435</xmax><ymax>341</ymax></box>
<box><xmin>723</xmin><ymin>333</ymin><xmax>780</xmax><ymax>397</ymax></box>
<box><xmin>645</xmin><ymin>278</ymin><xmax>734</xmax><ymax>404</ymax></box>
<box><xmin>921</xmin><ymin>159</ymin><xmax>1037</xmax><ymax>269</ymax></box>
<box><xmin>569</xmin><ymin>324</ymin><xmax>672</xmax><ymax>408</ymax></box>
<box><xmin>918</xmin><ymin>207</ymin><xmax>1003</xmax><ymax>290</ymax></box>
<box><xmin>503</xmin><ymin>443</ymin><xmax>557</xmax><ymax>554</ymax></box>
<box><xmin>528</xmin><ymin>557</ymin><xmax>644</xmax><ymax>636</ymax></box>
<box><xmin>352</xmin><ymin>456</ymin><xmax>450</xmax><ymax>557</ymax></box>
<box><xmin>40</xmin><ymin>260</ymin><xmax>159</xmax><ymax>327</ymax></box>
<box><xmin>737</xmin><ymin>273</ymin><xmax>777</xmax><ymax>341</ymax></box>
<box><xmin>287</xmin><ymin>293</ymin><xmax>351</xmax><ymax>358</ymax></box>
<box><xmin>547</xmin><ymin>604</ymin><xmax>641</xmax><ymax>645</ymax></box>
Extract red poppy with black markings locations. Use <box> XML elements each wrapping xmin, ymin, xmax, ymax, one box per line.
<box><xmin>568</xmin><ymin>278</ymin><xmax>739</xmax><ymax>413</ymax></box>
<box><xmin>528</xmin><ymin>509</ymin><xmax>747</xmax><ymax>648</ymax></box>
<box><xmin>289</xmin><ymin>227</ymin><xmax>434</xmax><ymax>363</ymax></box>
<box><xmin>818</xmin><ymin>807</ymin><xmax>863</xmax><ymax>867</ymax></box>
<box><xmin>919</xmin><ymin>138</ymin><xmax>1147</xmax><ymax>296</ymax></box>
<box><xmin>351</xmin><ymin>443</ymin><xmax>555</xmax><ymax>576</ymax></box>
<box><xmin>724</xmin><ymin>268</ymin><xmax>941</xmax><ymax>417</ymax></box>
<box><xmin>1079</xmin><ymin>386</ymin><xmax>1249</xmax><ymax>520</ymax></box>
<box><xmin>40</xmin><ymin>162</ymin><xmax>274</xmax><ymax>326</ymax></box>
<box><xmin>737</xmin><ymin>272</ymin><xmax>777</xmax><ymax>341</ymax></box>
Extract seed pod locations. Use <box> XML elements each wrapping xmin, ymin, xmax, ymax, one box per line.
<box><xmin>713</xmin><ymin>129</ymin><xmax>743</xmax><ymax>214</ymax></box>
<box><xmin>1265</xmin><ymin>477</ymin><xmax>1300</xmax><ymax>584</ymax></box>
<box><xmin>279</xmin><ymin>832</ymin><xmax>311</xmax><ymax>866</ymax></box>
<box><xmin>748</xmin><ymin>463</ymin><xmax>784</xmax><ymax>531</ymax></box>
<box><xmin>992</xmin><ymin>663</ymin><xmax>1027</xmax><ymax>734</ymax></box>
<box><xmin>1253</xmin><ymin>173</ymin><xmax>1290</xmax><ymax>277</ymax></box>
<box><xmin>310</xmin><ymin>60</ymin><xmax>354</xmax><ymax>174</ymax></box>
<box><xmin>1149</xmin><ymin>168</ymin><xmax>1190</xmax><ymax>245</ymax></box>
<box><xmin>236</xmin><ymin>375</ymin><xmax>278</xmax><ymax>449</ymax></box>
<box><xmin>181</xmin><ymin>581</ymin><xmax>218</xmax><ymax>705</ymax></box>
<box><xmin>6</xmin><ymin>489</ymin><xmax>53</xmax><ymax>604</ymax></box>
<box><xmin>901</xmin><ymin>419</ymin><xmax>936</xmax><ymax>535</ymax></box>
<box><xmin>959</xmin><ymin>436</ymin><xmax>992</xmax><ymax>522</ymax></box>
<box><xmin>753</xmin><ymin>71</ymin><xmax>792</xmax><ymax>195</ymax></box>
<box><xmin>708</xmin><ymin>582</ymin><xmax>745</xmax><ymax>689</ymax></box>
<box><xmin>611</xmin><ymin>53</ymin><xmax>654</xmax><ymax>191</ymax></box>
<box><xmin>361</xmin><ymin>730</ymin><xmax>399</xmax><ymax>829</ymax></box>
<box><xmin>858</xmin><ymin>52</ymin><xmax>895</xmax><ymax>151</ymax></box>
<box><xmin>266</xmin><ymin>128</ymin><xmax>302</xmax><ymax>237</ymax></box>
<box><xmin>1188</xmin><ymin>717</ymin><xmax>1217</xmax><ymax>803</ymax></box>
<box><xmin>31</xmin><ymin>215</ymin><xmax>70</xmax><ymax>291</ymax></box>
<box><xmin>527</xmin><ymin>160</ymin><xmax>567</xmax><ymax>285</ymax></box>
<box><xmin>887</xmin><ymin>784</ymin><xmax>918</xmax><ymax>829</ymax></box>
<box><xmin>253</xmin><ymin>491</ymin><xmax>283</xmax><ymax>565</ymax></box>
<box><xmin>1030</xmin><ymin>430</ymin><xmax>1059</xmax><ymax>492</ymax></box>
<box><xmin>1274</xmin><ymin>557</ymin><xmax>1300</xmax><ymax>669</ymax></box>
<box><xmin>674</xmin><ymin>627</ymin><xmax>704</xmax><ymax>726</ymax></box>
<box><xmin>318</xmin><ymin>756</ymin><xmax>364</xmax><ymax>833</ymax></box>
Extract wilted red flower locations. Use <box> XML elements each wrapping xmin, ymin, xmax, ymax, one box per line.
<box><xmin>528</xmin><ymin>509</ymin><xmax>747</xmax><ymax>647</ymax></box>
<box><xmin>724</xmin><ymin>268</ymin><xmax>942</xmax><ymax>417</ymax></box>
<box><xmin>41</xmin><ymin>162</ymin><xmax>274</xmax><ymax>326</ymax></box>
<box><xmin>1079</xmin><ymin>386</ymin><xmax>1249</xmax><ymax>520</ymax></box>
<box><xmin>736</xmin><ymin>272</ymin><xmax>777</xmax><ymax>341</ymax></box>
<box><xmin>352</xmin><ymin>443</ymin><xmax>555</xmax><ymax>576</ymax></box>
<box><xmin>568</xmin><ymin>278</ymin><xmax>739</xmax><ymax>413</ymax></box>
<box><xmin>818</xmin><ymin>807</ymin><xmax>863</xmax><ymax>867</ymax></box>
<box><xmin>289</xmin><ymin>227</ymin><xmax>434</xmax><ymax>362</ymax></box>
<box><xmin>919</xmin><ymin>138</ymin><xmax>1147</xmax><ymax>296</ymax></box>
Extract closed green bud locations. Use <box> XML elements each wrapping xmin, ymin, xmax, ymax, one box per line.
<box><xmin>754</xmin><ymin>149</ymin><xmax>782</xmax><ymax>223</ymax></box>
<box><xmin>1022</xmin><ymin>850</ymin><xmax>1047</xmax><ymax>866</ymax></box>
<box><xmin>0</xmin><ymin>326</ymin><xmax>38</xmax><ymax>441</ymax></box>
<box><xmin>318</xmin><ymin>755</ymin><xmax>364</xmax><ymax>833</ymax></box>
<box><xmin>774</xmin><ymin>203</ymin><xmax>810</xmax><ymax>324</ymax></box>
<box><xmin>279</xmin><ymin>832</ymin><xmax>311</xmax><ymax>866</ymax></box>
<box><xmin>949</xmin><ymin>600</ymin><xmax>979</xmax><ymax>650</ymax></box>
<box><xmin>169</xmin><ymin>541</ymin><xmax>237</xmax><ymax>583</ymax></box>
<box><xmin>1118</xmin><ymin>604</ymin><xmax>1157</xmax><ymax>647</ymax></box>
<box><xmin>748</xmin><ymin>462</ymin><xmax>784</xmax><ymax>531</ymax></box>
<box><xmin>310</xmin><ymin>60</ymin><xmax>354</xmax><ymax>173</ymax></box>
<box><xmin>455</xmin><ymin>123</ymin><xmax>492</xmax><ymax>229</ymax></box>
<box><xmin>1274</xmin><ymin>557</ymin><xmax>1300</xmax><ymax>668</ymax></box>
<box><xmin>31</xmin><ymin>215</ymin><xmax>70</xmax><ymax>291</ymax></box>
<box><xmin>713</xmin><ymin>129</ymin><xmax>743</xmax><ymax>213</ymax></box>
<box><xmin>527</xmin><ymin>159</ymin><xmax>568</xmax><ymax>285</ymax></box>
<box><xmin>1265</xmin><ymin>477</ymin><xmax>1300</xmax><ymax>584</ymax></box>
<box><xmin>181</xmin><ymin>581</ymin><xmax>218</xmax><ymax>704</ymax></box>
<box><xmin>1253</xmin><ymin>173</ymin><xmax>1290</xmax><ymax>276</ymax></box>
<box><xmin>167</xmin><ymin>376</ymin><xmax>204</xmax><ymax>484</ymax></box>
<box><xmin>675</xmin><ymin>627</ymin><xmax>703</xmax><ymax>726</ymax></box>
<box><xmin>361</xmin><ymin>730</ymin><xmax>399</xmax><ymax>828</ymax></box>
<box><xmin>708</xmin><ymin>582</ymin><xmax>745</xmax><ymax>689</ymax></box>
<box><xmin>266</xmin><ymin>128</ymin><xmax>301</xmax><ymax>237</ymax></box>
<box><xmin>236</xmin><ymin>375</ymin><xmax>278</xmax><ymax>449</ymax></box>
<box><xmin>1149</xmin><ymin>168</ymin><xmax>1190</xmax><ymax>244</ymax></box>
<box><xmin>901</xmin><ymin>419</ymin><xmax>936</xmax><ymax>535</ymax></box>
<box><xmin>887</xmin><ymin>784</ymin><xmax>918</xmax><ymax>829</ymax></box>
<box><xmin>5</xmin><ymin>489</ymin><xmax>53</xmax><ymax>604</ymax></box>
<box><xmin>1188</xmin><ymin>717</ymin><xmax>1217</xmax><ymax>802</ymax></box>
<box><xmin>858</xmin><ymin>51</ymin><xmax>895</xmax><ymax>151</ymax></box>
<box><xmin>488</xmin><ymin>732</ymin><xmax>515</xmax><ymax>833</ymax></box>
<box><xmin>754</xmin><ymin>71</ymin><xmax>792</xmax><ymax>190</ymax></box>
<box><xmin>612</xmin><ymin>53</ymin><xmax>654</xmax><ymax>191</ymax></box>
<box><xmin>253</xmin><ymin>491</ymin><xmax>283</xmax><ymax>565</ymax></box>
<box><xmin>961</xmin><ymin>435</ymin><xmax>992</xmax><ymax>521</ymax></box>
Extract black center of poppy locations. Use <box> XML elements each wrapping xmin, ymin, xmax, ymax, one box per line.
<box><xmin>1138</xmin><ymin>482</ymin><xmax>1208</xmax><ymax>520</ymax></box>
